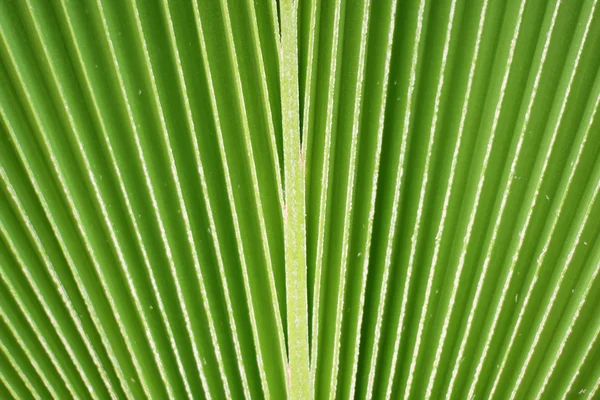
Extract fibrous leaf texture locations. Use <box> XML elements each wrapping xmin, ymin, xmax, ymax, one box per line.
<box><xmin>0</xmin><ymin>0</ymin><xmax>599</xmax><ymax>398</ymax></box>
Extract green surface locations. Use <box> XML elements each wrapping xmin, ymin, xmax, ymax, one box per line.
<box><xmin>0</xmin><ymin>0</ymin><xmax>599</xmax><ymax>398</ymax></box>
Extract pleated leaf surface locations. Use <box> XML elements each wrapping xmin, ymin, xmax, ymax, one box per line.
<box><xmin>0</xmin><ymin>0</ymin><xmax>599</xmax><ymax>399</ymax></box>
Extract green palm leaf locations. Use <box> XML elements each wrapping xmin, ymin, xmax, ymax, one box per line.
<box><xmin>0</xmin><ymin>0</ymin><xmax>599</xmax><ymax>398</ymax></box>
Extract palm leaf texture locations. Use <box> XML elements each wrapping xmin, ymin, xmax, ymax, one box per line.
<box><xmin>0</xmin><ymin>0</ymin><xmax>599</xmax><ymax>398</ymax></box>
